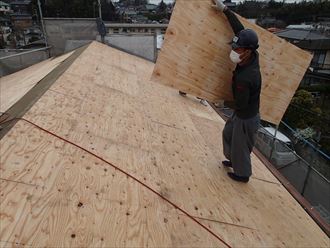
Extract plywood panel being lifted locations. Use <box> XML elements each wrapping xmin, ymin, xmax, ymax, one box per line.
<box><xmin>151</xmin><ymin>0</ymin><xmax>313</xmax><ymax>125</ymax></box>
<box><xmin>0</xmin><ymin>42</ymin><xmax>328</xmax><ymax>247</ymax></box>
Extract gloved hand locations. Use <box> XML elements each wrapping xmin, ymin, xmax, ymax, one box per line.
<box><xmin>212</xmin><ymin>0</ymin><xmax>227</xmax><ymax>12</ymax></box>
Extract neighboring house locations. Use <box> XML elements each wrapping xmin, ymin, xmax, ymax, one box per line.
<box><xmin>276</xmin><ymin>29</ymin><xmax>330</xmax><ymax>85</ymax></box>
<box><xmin>135</xmin><ymin>4</ymin><xmax>158</xmax><ymax>16</ymax></box>
<box><xmin>23</xmin><ymin>26</ymin><xmax>42</xmax><ymax>44</ymax></box>
<box><xmin>0</xmin><ymin>1</ymin><xmax>11</xmax><ymax>14</ymax></box>
<box><xmin>159</xmin><ymin>18</ymin><xmax>169</xmax><ymax>24</ymax></box>
<box><xmin>286</xmin><ymin>24</ymin><xmax>315</xmax><ymax>30</ymax></box>
<box><xmin>118</xmin><ymin>8</ymin><xmax>138</xmax><ymax>23</ymax></box>
<box><xmin>10</xmin><ymin>0</ymin><xmax>31</xmax><ymax>14</ymax></box>
<box><xmin>124</xmin><ymin>9</ymin><xmax>137</xmax><ymax>22</ymax></box>
<box><xmin>106</xmin><ymin>23</ymin><xmax>167</xmax><ymax>35</ymax></box>
<box><xmin>317</xmin><ymin>18</ymin><xmax>330</xmax><ymax>36</ymax></box>
<box><xmin>10</xmin><ymin>13</ymin><xmax>32</xmax><ymax>29</ymax></box>
<box><xmin>19</xmin><ymin>39</ymin><xmax>46</xmax><ymax>49</ymax></box>
<box><xmin>10</xmin><ymin>0</ymin><xmax>32</xmax><ymax>30</ymax></box>
<box><xmin>0</xmin><ymin>16</ymin><xmax>10</xmax><ymax>26</ymax></box>
<box><xmin>133</xmin><ymin>14</ymin><xmax>148</xmax><ymax>23</ymax></box>
<box><xmin>0</xmin><ymin>26</ymin><xmax>11</xmax><ymax>45</ymax></box>
<box><xmin>144</xmin><ymin>4</ymin><xmax>158</xmax><ymax>12</ymax></box>
<box><xmin>0</xmin><ymin>2</ymin><xmax>12</xmax><ymax>47</ymax></box>
<box><xmin>287</xmin><ymin>21</ymin><xmax>330</xmax><ymax>35</ymax></box>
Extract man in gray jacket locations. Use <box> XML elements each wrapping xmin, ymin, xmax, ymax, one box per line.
<box><xmin>212</xmin><ymin>0</ymin><xmax>262</xmax><ymax>183</ymax></box>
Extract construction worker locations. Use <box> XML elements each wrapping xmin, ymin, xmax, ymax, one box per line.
<box><xmin>212</xmin><ymin>0</ymin><xmax>262</xmax><ymax>183</ymax></box>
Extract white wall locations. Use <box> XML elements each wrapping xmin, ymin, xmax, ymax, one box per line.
<box><xmin>98</xmin><ymin>34</ymin><xmax>156</xmax><ymax>62</ymax></box>
<box><xmin>44</xmin><ymin>18</ymin><xmax>98</xmax><ymax>56</ymax></box>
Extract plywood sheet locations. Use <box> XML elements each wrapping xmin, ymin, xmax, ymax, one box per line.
<box><xmin>151</xmin><ymin>0</ymin><xmax>313</xmax><ymax>125</ymax></box>
<box><xmin>0</xmin><ymin>51</ymin><xmax>74</xmax><ymax>113</ymax></box>
<box><xmin>0</xmin><ymin>42</ymin><xmax>328</xmax><ymax>247</ymax></box>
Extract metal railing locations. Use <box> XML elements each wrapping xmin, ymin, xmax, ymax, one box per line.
<box><xmin>0</xmin><ymin>46</ymin><xmax>51</xmax><ymax>60</ymax></box>
<box><xmin>0</xmin><ymin>46</ymin><xmax>51</xmax><ymax>77</ymax></box>
<box><xmin>255</xmin><ymin>121</ymin><xmax>330</xmax><ymax>225</ymax></box>
<box><xmin>219</xmin><ymin>107</ymin><xmax>330</xmax><ymax>225</ymax></box>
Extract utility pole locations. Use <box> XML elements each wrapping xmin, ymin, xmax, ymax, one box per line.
<box><xmin>37</xmin><ymin>0</ymin><xmax>48</xmax><ymax>48</ymax></box>
<box><xmin>98</xmin><ymin>0</ymin><xmax>102</xmax><ymax>20</ymax></box>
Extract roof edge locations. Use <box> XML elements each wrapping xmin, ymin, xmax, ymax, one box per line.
<box><xmin>209</xmin><ymin>103</ymin><xmax>330</xmax><ymax>237</ymax></box>
<box><xmin>0</xmin><ymin>43</ymin><xmax>90</xmax><ymax>139</ymax></box>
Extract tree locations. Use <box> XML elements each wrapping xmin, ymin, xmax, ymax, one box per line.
<box><xmin>284</xmin><ymin>89</ymin><xmax>330</xmax><ymax>154</ymax></box>
<box><xmin>236</xmin><ymin>0</ymin><xmax>330</xmax><ymax>25</ymax></box>
<box><xmin>101</xmin><ymin>0</ymin><xmax>119</xmax><ymax>21</ymax></box>
<box><xmin>158</xmin><ymin>0</ymin><xmax>167</xmax><ymax>13</ymax></box>
<box><xmin>39</xmin><ymin>0</ymin><xmax>96</xmax><ymax>18</ymax></box>
<box><xmin>36</xmin><ymin>0</ymin><xmax>119</xmax><ymax>19</ymax></box>
<box><xmin>284</xmin><ymin>90</ymin><xmax>319</xmax><ymax>128</ymax></box>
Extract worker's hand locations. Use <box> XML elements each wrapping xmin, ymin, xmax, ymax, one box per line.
<box><xmin>211</xmin><ymin>0</ymin><xmax>227</xmax><ymax>12</ymax></box>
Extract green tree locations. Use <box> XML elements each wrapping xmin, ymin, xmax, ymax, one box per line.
<box><xmin>158</xmin><ymin>0</ymin><xmax>167</xmax><ymax>13</ymax></box>
<box><xmin>284</xmin><ymin>89</ymin><xmax>330</xmax><ymax>154</ymax></box>
<box><xmin>284</xmin><ymin>90</ymin><xmax>320</xmax><ymax>128</ymax></box>
<box><xmin>236</xmin><ymin>0</ymin><xmax>330</xmax><ymax>25</ymax></box>
<box><xmin>35</xmin><ymin>0</ymin><xmax>118</xmax><ymax>20</ymax></box>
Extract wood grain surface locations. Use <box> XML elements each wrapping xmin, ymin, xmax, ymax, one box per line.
<box><xmin>0</xmin><ymin>42</ymin><xmax>327</xmax><ymax>247</ymax></box>
<box><xmin>151</xmin><ymin>0</ymin><xmax>313</xmax><ymax>124</ymax></box>
<box><xmin>0</xmin><ymin>51</ymin><xmax>74</xmax><ymax>113</ymax></box>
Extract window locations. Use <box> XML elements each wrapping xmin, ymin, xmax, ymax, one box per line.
<box><xmin>312</xmin><ymin>51</ymin><xmax>326</xmax><ymax>67</ymax></box>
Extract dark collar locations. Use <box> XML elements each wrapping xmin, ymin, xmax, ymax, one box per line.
<box><xmin>237</xmin><ymin>51</ymin><xmax>258</xmax><ymax>70</ymax></box>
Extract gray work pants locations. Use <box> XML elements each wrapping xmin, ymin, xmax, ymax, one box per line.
<box><xmin>222</xmin><ymin>113</ymin><xmax>260</xmax><ymax>177</ymax></box>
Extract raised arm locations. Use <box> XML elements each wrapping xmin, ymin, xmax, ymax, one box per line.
<box><xmin>223</xmin><ymin>8</ymin><xmax>244</xmax><ymax>35</ymax></box>
<box><xmin>212</xmin><ymin>0</ymin><xmax>244</xmax><ymax>35</ymax></box>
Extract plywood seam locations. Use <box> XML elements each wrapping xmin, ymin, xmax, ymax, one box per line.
<box><xmin>6</xmin><ymin>117</ymin><xmax>231</xmax><ymax>248</ymax></box>
<box><xmin>0</xmin><ymin>44</ymin><xmax>90</xmax><ymax>140</ymax></box>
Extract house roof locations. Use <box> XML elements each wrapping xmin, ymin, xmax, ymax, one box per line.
<box><xmin>0</xmin><ymin>42</ymin><xmax>328</xmax><ymax>247</ymax></box>
<box><xmin>10</xmin><ymin>14</ymin><xmax>32</xmax><ymax>20</ymax></box>
<box><xmin>0</xmin><ymin>1</ymin><xmax>10</xmax><ymax>7</ymax></box>
<box><xmin>0</xmin><ymin>16</ymin><xmax>10</xmax><ymax>22</ymax></box>
<box><xmin>276</xmin><ymin>29</ymin><xmax>330</xmax><ymax>41</ymax></box>
<box><xmin>276</xmin><ymin>29</ymin><xmax>330</xmax><ymax>50</ymax></box>
<box><xmin>10</xmin><ymin>0</ymin><xmax>31</xmax><ymax>5</ymax></box>
<box><xmin>145</xmin><ymin>4</ymin><xmax>158</xmax><ymax>10</ymax></box>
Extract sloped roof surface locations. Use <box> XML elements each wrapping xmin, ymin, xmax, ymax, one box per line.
<box><xmin>0</xmin><ymin>41</ymin><xmax>328</xmax><ymax>247</ymax></box>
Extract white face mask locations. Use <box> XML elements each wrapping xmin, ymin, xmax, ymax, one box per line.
<box><xmin>229</xmin><ymin>50</ymin><xmax>242</xmax><ymax>64</ymax></box>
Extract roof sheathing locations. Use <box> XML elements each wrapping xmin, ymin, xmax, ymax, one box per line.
<box><xmin>0</xmin><ymin>41</ymin><xmax>328</xmax><ymax>247</ymax></box>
